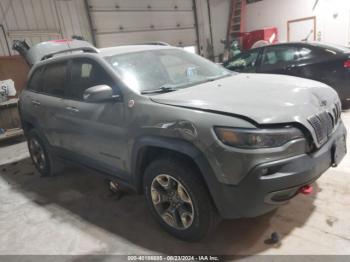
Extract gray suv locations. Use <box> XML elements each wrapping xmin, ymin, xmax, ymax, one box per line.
<box><xmin>19</xmin><ymin>40</ymin><xmax>347</xmax><ymax>241</ymax></box>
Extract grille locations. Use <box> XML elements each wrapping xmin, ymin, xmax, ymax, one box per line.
<box><xmin>308</xmin><ymin>102</ymin><xmax>341</xmax><ymax>145</ymax></box>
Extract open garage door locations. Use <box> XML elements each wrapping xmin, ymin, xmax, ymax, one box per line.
<box><xmin>87</xmin><ymin>0</ymin><xmax>198</xmax><ymax>49</ymax></box>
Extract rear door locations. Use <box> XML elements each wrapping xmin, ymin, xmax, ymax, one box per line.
<box><xmin>62</xmin><ymin>57</ymin><xmax>128</xmax><ymax>177</ymax></box>
<box><xmin>21</xmin><ymin>61</ymin><xmax>69</xmax><ymax>148</ymax></box>
<box><xmin>37</xmin><ymin>60</ymin><xmax>70</xmax><ymax>148</ymax></box>
<box><xmin>19</xmin><ymin>66</ymin><xmax>44</xmax><ymax>129</ymax></box>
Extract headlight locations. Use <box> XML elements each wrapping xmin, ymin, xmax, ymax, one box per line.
<box><xmin>214</xmin><ymin>127</ymin><xmax>304</xmax><ymax>149</ymax></box>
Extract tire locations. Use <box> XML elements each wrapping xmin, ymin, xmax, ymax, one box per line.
<box><xmin>27</xmin><ymin>129</ymin><xmax>53</xmax><ymax>176</ymax></box>
<box><xmin>143</xmin><ymin>155</ymin><xmax>219</xmax><ymax>241</ymax></box>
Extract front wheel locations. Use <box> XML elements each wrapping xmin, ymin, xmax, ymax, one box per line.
<box><xmin>143</xmin><ymin>156</ymin><xmax>219</xmax><ymax>241</ymax></box>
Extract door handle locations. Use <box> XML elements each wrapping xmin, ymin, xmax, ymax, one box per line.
<box><xmin>65</xmin><ymin>106</ymin><xmax>79</xmax><ymax>113</ymax></box>
<box><xmin>31</xmin><ymin>100</ymin><xmax>41</xmax><ymax>106</ymax></box>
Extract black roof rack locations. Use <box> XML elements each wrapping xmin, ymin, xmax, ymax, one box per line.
<box><xmin>41</xmin><ymin>46</ymin><xmax>99</xmax><ymax>61</ymax></box>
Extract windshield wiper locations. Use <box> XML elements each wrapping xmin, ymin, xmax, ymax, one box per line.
<box><xmin>140</xmin><ymin>74</ymin><xmax>232</xmax><ymax>95</ymax></box>
<box><xmin>205</xmin><ymin>74</ymin><xmax>232</xmax><ymax>81</ymax></box>
<box><xmin>141</xmin><ymin>84</ymin><xmax>180</xmax><ymax>94</ymax></box>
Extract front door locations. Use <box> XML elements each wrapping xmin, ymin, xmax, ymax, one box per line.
<box><xmin>62</xmin><ymin>58</ymin><xmax>128</xmax><ymax>178</ymax></box>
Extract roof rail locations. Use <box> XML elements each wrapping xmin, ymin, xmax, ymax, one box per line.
<box><xmin>41</xmin><ymin>46</ymin><xmax>98</xmax><ymax>61</ymax></box>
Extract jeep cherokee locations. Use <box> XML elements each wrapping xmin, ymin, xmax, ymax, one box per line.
<box><xmin>18</xmin><ymin>40</ymin><xmax>347</xmax><ymax>241</ymax></box>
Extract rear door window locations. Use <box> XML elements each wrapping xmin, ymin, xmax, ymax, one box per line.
<box><xmin>67</xmin><ymin>58</ymin><xmax>115</xmax><ymax>101</ymax></box>
<box><xmin>262</xmin><ymin>46</ymin><xmax>298</xmax><ymax>69</ymax></box>
<box><xmin>42</xmin><ymin>61</ymin><xmax>68</xmax><ymax>97</ymax></box>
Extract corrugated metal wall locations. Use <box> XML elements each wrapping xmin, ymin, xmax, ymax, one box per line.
<box><xmin>0</xmin><ymin>0</ymin><xmax>92</xmax><ymax>56</ymax></box>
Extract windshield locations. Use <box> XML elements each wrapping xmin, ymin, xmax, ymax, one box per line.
<box><xmin>104</xmin><ymin>49</ymin><xmax>231</xmax><ymax>93</ymax></box>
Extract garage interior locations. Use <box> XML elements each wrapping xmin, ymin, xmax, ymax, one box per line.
<box><xmin>1</xmin><ymin>0</ymin><xmax>350</xmax><ymax>258</ymax></box>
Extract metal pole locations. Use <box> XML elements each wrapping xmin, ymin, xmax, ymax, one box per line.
<box><xmin>192</xmin><ymin>0</ymin><xmax>201</xmax><ymax>55</ymax></box>
<box><xmin>84</xmin><ymin>0</ymin><xmax>97</xmax><ymax>46</ymax></box>
<box><xmin>206</xmin><ymin>0</ymin><xmax>215</xmax><ymax>60</ymax></box>
<box><xmin>0</xmin><ymin>24</ymin><xmax>11</xmax><ymax>56</ymax></box>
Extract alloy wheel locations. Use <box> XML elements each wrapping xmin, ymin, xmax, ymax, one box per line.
<box><xmin>151</xmin><ymin>174</ymin><xmax>194</xmax><ymax>230</ymax></box>
<box><xmin>28</xmin><ymin>138</ymin><xmax>46</xmax><ymax>170</ymax></box>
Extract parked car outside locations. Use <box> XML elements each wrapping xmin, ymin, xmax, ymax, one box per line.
<box><xmin>223</xmin><ymin>42</ymin><xmax>350</xmax><ymax>107</ymax></box>
<box><xmin>19</xmin><ymin>40</ymin><xmax>347</xmax><ymax>241</ymax></box>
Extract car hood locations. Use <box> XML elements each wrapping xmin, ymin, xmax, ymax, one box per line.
<box><xmin>150</xmin><ymin>73</ymin><xmax>339</xmax><ymax>126</ymax></box>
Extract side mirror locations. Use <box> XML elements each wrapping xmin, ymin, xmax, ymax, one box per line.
<box><xmin>83</xmin><ymin>85</ymin><xmax>120</xmax><ymax>102</ymax></box>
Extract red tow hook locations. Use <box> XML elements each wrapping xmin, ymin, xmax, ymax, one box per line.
<box><xmin>298</xmin><ymin>185</ymin><xmax>313</xmax><ymax>195</ymax></box>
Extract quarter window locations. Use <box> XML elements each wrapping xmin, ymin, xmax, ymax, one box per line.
<box><xmin>67</xmin><ymin>59</ymin><xmax>115</xmax><ymax>100</ymax></box>
<box><xmin>296</xmin><ymin>47</ymin><xmax>315</xmax><ymax>61</ymax></box>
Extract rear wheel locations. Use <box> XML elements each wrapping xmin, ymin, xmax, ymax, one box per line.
<box><xmin>27</xmin><ymin>129</ymin><xmax>52</xmax><ymax>176</ymax></box>
<box><xmin>143</xmin><ymin>156</ymin><xmax>219</xmax><ymax>241</ymax></box>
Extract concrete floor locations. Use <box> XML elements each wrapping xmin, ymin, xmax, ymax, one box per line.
<box><xmin>0</xmin><ymin>115</ymin><xmax>350</xmax><ymax>256</ymax></box>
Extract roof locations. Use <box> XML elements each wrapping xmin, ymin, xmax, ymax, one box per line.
<box><xmin>249</xmin><ymin>41</ymin><xmax>349</xmax><ymax>53</ymax></box>
<box><xmin>98</xmin><ymin>45</ymin><xmax>177</xmax><ymax>57</ymax></box>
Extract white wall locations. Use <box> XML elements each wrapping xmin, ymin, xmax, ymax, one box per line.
<box><xmin>244</xmin><ymin>0</ymin><xmax>350</xmax><ymax>46</ymax></box>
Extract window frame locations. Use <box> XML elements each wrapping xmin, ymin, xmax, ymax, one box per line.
<box><xmin>66</xmin><ymin>57</ymin><xmax>120</xmax><ymax>102</ymax></box>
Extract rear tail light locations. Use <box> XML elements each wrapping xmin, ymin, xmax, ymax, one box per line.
<box><xmin>344</xmin><ymin>60</ymin><xmax>350</xmax><ymax>68</ymax></box>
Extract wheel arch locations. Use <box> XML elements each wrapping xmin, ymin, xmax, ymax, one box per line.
<box><xmin>131</xmin><ymin>136</ymin><xmax>216</xmax><ymax>194</ymax></box>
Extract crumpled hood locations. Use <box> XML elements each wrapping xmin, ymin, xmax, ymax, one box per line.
<box><xmin>151</xmin><ymin>73</ymin><xmax>340</xmax><ymax>126</ymax></box>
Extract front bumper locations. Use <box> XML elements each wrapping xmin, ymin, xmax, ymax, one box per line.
<box><xmin>212</xmin><ymin>121</ymin><xmax>347</xmax><ymax>219</ymax></box>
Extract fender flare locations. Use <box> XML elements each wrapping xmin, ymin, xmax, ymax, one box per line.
<box><xmin>131</xmin><ymin>136</ymin><xmax>223</xmax><ymax>195</ymax></box>
<box><xmin>130</xmin><ymin>136</ymin><xmax>230</xmax><ymax>216</ymax></box>
<box><xmin>131</xmin><ymin>136</ymin><xmax>203</xmax><ymax>190</ymax></box>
